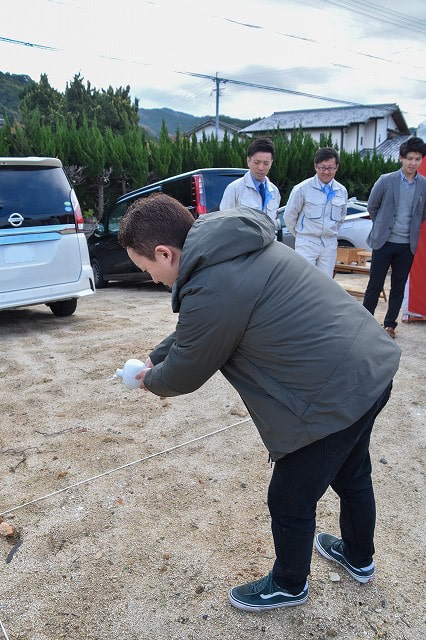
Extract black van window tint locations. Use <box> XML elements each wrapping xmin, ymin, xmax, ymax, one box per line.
<box><xmin>162</xmin><ymin>178</ymin><xmax>192</xmax><ymax>207</ymax></box>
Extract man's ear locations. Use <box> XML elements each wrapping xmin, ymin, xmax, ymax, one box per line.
<box><xmin>154</xmin><ymin>245</ymin><xmax>175</xmax><ymax>261</ymax></box>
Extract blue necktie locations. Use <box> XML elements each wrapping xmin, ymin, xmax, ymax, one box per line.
<box><xmin>322</xmin><ymin>183</ymin><xmax>334</xmax><ymax>203</ymax></box>
<box><xmin>258</xmin><ymin>182</ymin><xmax>266</xmax><ymax>207</ymax></box>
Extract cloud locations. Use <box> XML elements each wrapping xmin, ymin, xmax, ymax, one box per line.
<box><xmin>2</xmin><ymin>0</ymin><xmax>425</xmax><ymax>127</ymax></box>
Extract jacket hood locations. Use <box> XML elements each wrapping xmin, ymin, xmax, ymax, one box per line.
<box><xmin>176</xmin><ymin>207</ymin><xmax>276</xmax><ymax>291</ymax></box>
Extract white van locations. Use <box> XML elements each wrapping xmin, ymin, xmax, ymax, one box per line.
<box><xmin>0</xmin><ymin>157</ymin><xmax>95</xmax><ymax>316</ymax></box>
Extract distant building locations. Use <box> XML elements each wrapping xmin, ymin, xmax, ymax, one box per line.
<box><xmin>366</xmin><ymin>135</ymin><xmax>412</xmax><ymax>162</ymax></box>
<box><xmin>240</xmin><ymin>104</ymin><xmax>410</xmax><ymax>157</ymax></box>
<box><xmin>185</xmin><ymin>119</ymin><xmax>243</xmax><ymax>142</ymax></box>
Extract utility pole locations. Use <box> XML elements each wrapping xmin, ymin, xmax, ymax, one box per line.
<box><xmin>214</xmin><ymin>73</ymin><xmax>228</xmax><ymax>138</ymax></box>
<box><xmin>215</xmin><ymin>74</ymin><xmax>220</xmax><ymax>138</ymax></box>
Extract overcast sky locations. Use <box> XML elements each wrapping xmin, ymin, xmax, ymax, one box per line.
<box><xmin>2</xmin><ymin>0</ymin><xmax>425</xmax><ymax>129</ymax></box>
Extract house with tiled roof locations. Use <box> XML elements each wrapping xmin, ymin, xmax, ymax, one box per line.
<box><xmin>366</xmin><ymin>135</ymin><xmax>412</xmax><ymax>161</ymax></box>
<box><xmin>240</xmin><ymin>104</ymin><xmax>410</xmax><ymax>156</ymax></box>
<box><xmin>185</xmin><ymin>119</ymin><xmax>243</xmax><ymax>142</ymax></box>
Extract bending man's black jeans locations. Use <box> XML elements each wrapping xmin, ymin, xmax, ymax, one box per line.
<box><xmin>268</xmin><ymin>382</ymin><xmax>392</xmax><ymax>594</ymax></box>
<box><xmin>363</xmin><ymin>242</ymin><xmax>414</xmax><ymax>329</ymax></box>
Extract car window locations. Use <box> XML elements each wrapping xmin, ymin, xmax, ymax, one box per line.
<box><xmin>346</xmin><ymin>204</ymin><xmax>367</xmax><ymax>216</ymax></box>
<box><xmin>162</xmin><ymin>178</ymin><xmax>191</xmax><ymax>205</ymax></box>
<box><xmin>0</xmin><ymin>166</ymin><xmax>74</xmax><ymax>228</ymax></box>
<box><xmin>202</xmin><ymin>172</ymin><xmax>247</xmax><ymax>212</ymax></box>
<box><xmin>108</xmin><ymin>201</ymin><xmax>130</xmax><ymax>232</ymax></box>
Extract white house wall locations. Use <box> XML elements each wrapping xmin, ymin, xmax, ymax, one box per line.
<box><xmin>343</xmin><ymin>128</ymin><xmax>358</xmax><ymax>152</ymax></box>
<box><xmin>291</xmin><ymin>127</ymin><xmax>360</xmax><ymax>153</ymax></box>
<box><xmin>364</xmin><ymin>122</ymin><xmax>377</xmax><ymax>149</ymax></box>
<box><xmin>376</xmin><ymin>118</ymin><xmax>389</xmax><ymax>145</ymax></box>
<box><xmin>290</xmin><ymin>121</ymin><xmax>394</xmax><ymax>153</ymax></box>
<box><xmin>193</xmin><ymin>124</ymin><xmax>241</xmax><ymax>142</ymax></box>
<box><xmin>194</xmin><ymin>124</ymin><xmax>217</xmax><ymax>142</ymax></box>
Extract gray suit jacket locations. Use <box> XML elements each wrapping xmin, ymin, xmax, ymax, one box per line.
<box><xmin>367</xmin><ymin>170</ymin><xmax>426</xmax><ymax>253</ymax></box>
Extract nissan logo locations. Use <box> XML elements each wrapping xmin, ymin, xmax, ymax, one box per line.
<box><xmin>8</xmin><ymin>213</ymin><xmax>24</xmax><ymax>227</ymax></box>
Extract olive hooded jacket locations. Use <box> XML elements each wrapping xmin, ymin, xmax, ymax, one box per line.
<box><xmin>144</xmin><ymin>207</ymin><xmax>400</xmax><ymax>460</ymax></box>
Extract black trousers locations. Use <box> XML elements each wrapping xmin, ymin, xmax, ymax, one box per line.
<box><xmin>268</xmin><ymin>383</ymin><xmax>392</xmax><ymax>594</ymax></box>
<box><xmin>363</xmin><ymin>242</ymin><xmax>414</xmax><ymax>328</ymax></box>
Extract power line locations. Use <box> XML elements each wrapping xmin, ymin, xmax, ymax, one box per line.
<box><xmin>319</xmin><ymin>0</ymin><xmax>426</xmax><ymax>34</ymax></box>
<box><xmin>177</xmin><ymin>71</ymin><xmax>362</xmax><ymax>107</ymax></box>
<box><xmin>0</xmin><ymin>36</ymin><xmax>59</xmax><ymax>51</ymax></box>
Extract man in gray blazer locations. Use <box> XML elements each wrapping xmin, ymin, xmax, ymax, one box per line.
<box><xmin>363</xmin><ymin>137</ymin><xmax>426</xmax><ymax>338</ymax></box>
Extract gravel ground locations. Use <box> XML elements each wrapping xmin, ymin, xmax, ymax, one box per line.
<box><xmin>0</xmin><ymin>273</ymin><xmax>424</xmax><ymax>640</ymax></box>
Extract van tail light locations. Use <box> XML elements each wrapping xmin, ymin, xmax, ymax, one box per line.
<box><xmin>71</xmin><ymin>189</ymin><xmax>84</xmax><ymax>231</ymax></box>
<box><xmin>193</xmin><ymin>175</ymin><xmax>207</xmax><ymax>216</ymax></box>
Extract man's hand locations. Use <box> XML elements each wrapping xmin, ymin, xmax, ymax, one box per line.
<box><xmin>135</xmin><ymin>365</ymin><xmax>152</xmax><ymax>390</ymax></box>
<box><xmin>134</xmin><ymin>357</ymin><xmax>153</xmax><ymax>390</ymax></box>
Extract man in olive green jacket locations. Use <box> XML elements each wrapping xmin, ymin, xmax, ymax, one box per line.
<box><xmin>118</xmin><ymin>195</ymin><xmax>400</xmax><ymax>613</ymax></box>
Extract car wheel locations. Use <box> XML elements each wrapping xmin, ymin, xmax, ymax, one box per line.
<box><xmin>91</xmin><ymin>259</ymin><xmax>108</xmax><ymax>288</ymax></box>
<box><xmin>48</xmin><ymin>299</ymin><xmax>78</xmax><ymax>317</ymax></box>
<box><xmin>338</xmin><ymin>240</ymin><xmax>354</xmax><ymax>247</ymax></box>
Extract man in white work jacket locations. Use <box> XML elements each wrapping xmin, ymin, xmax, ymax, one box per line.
<box><xmin>220</xmin><ymin>137</ymin><xmax>281</xmax><ymax>224</ymax></box>
<box><xmin>284</xmin><ymin>147</ymin><xmax>348</xmax><ymax>277</ymax></box>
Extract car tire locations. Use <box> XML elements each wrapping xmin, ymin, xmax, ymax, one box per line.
<box><xmin>91</xmin><ymin>259</ymin><xmax>108</xmax><ymax>288</ymax></box>
<box><xmin>48</xmin><ymin>299</ymin><xmax>78</xmax><ymax>317</ymax></box>
<box><xmin>338</xmin><ymin>240</ymin><xmax>354</xmax><ymax>247</ymax></box>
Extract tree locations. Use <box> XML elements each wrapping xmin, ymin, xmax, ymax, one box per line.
<box><xmin>7</xmin><ymin>122</ymin><xmax>31</xmax><ymax>156</ymax></box>
<box><xmin>181</xmin><ymin>135</ymin><xmax>193</xmax><ymax>173</ymax></box>
<box><xmin>70</xmin><ymin>116</ymin><xmax>110</xmax><ymax>217</ymax></box>
<box><xmin>0</xmin><ymin>72</ymin><xmax>34</xmax><ymax>123</ymax></box>
<box><xmin>64</xmin><ymin>74</ymin><xmax>96</xmax><ymax>129</ymax></box>
<box><xmin>150</xmin><ymin>120</ymin><xmax>173</xmax><ymax>179</ymax></box>
<box><xmin>0</xmin><ymin>119</ymin><xmax>12</xmax><ymax>155</ymax></box>
<box><xmin>20</xmin><ymin>73</ymin><xmax>65</xmax><ymax>130</ymax></box>
<box><xmin>169</xmin><ymin>128</ymin><xmax>183</xmax><ymax>176</ymax></box>
<box><xmin>270</xmin><ymin>128</ymin><xmax>317</xmax><ymax>200</ymax></box>
<box><xmin>104</xmin><ymin>127</ymin><xmax>148</xmax><ymax>198</ymax></box>
<box><xmin>64</xmin><ymin>76</ymin><xmax>139</xmax><ymax>135</ymax></box>
<box><xmin>20</xmin><ymin>108</ymin><xmax>56</xmax><ymax>156</ymax></box>
<box><xmin>96</xmin><ymin>85</ymin><xmax>139</xmax><ymax>134</ymax></box>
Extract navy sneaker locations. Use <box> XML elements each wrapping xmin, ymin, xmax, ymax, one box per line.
<box><xmin>315</xmin><ymin>533</ymin><xmax>375</xmax><ymax>583</ymax></box>
<box><xmin>228</xmin><ymin>571</ymin><xmax>308</xmax><ymax>612</ymax></box>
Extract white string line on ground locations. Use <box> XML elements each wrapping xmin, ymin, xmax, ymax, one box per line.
<box><xmin>0</xmin><ymin>619</ymin><xmax>10</xmax><ymax>640</ymax></box>
<box><xmin>0</xmin><ymin>418</ymin><xmax>251</xmax><ymax>517</ymax></box>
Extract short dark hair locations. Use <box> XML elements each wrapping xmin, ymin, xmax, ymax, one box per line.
<box><xmin>247</xmin><ymin>137</ymin><xmax>275</xmax><ymax>158</ymax></box>
<box><xmin>399</xmin><ymin>136</ymin><xmax>426</xmax><ymax>158</ymax></box>
<box><xmin>314</xmin><ymin>147</ymin><xmax>340</xmax><ymax>165</ymax></box>
<box><xmin>118</xmin><ymin>194</ymin><xmax>194</xmax><ymax>259</ymax></box>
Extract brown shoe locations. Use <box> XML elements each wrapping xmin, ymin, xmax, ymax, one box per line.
<box><xmin>385</xmin><ymin>327</ymin><xmax>396</xmax><ymax>339</ymax></box>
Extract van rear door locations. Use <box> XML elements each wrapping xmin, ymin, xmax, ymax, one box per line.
<box><xmin>0</xmin><ymin>163</ymin><xmax>83</xmax><ymax>295</ymax></box>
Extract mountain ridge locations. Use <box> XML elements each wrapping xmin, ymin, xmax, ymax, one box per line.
<box><xmin>137</xmin><ymin>106</ymin><xmax>255</xmax><ymax>137</ymax></box>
